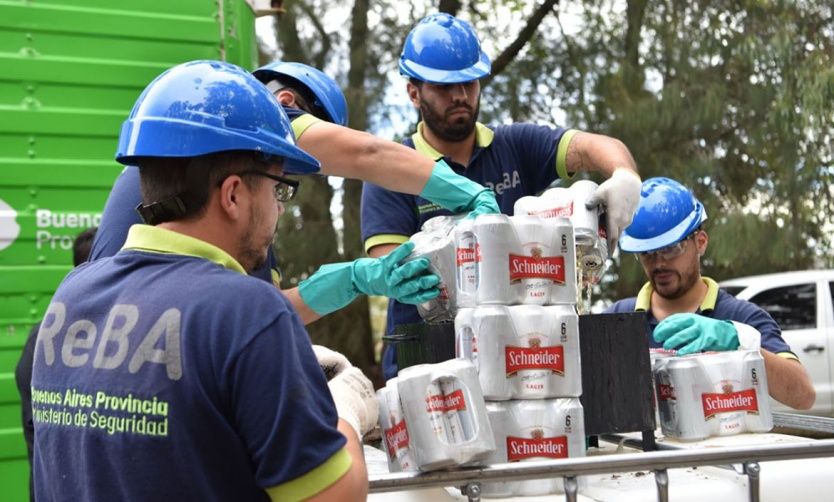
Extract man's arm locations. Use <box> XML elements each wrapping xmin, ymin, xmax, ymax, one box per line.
<box><xmin>761</xmin><ymin>350</ymin><xmax>816</xmax><ymax>410</ymax></box>
<box><xmin>564</xmin><ymin>131</ymin><xmax>638</xmax><ymax>177</ymax></box>
<box><xmin>563</xmin><ymin>131</ymin><xmax>642</xmax><ymax>253</ymax></box>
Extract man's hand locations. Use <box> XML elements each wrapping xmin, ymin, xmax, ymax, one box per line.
<box><xmin>328</xmin><ymin>366</ymin><xmax>379</xmax><ymax>439</ymax></box>
<box><xmin>654</xmin><ymin>313</ymin><xmax>761</xmax><ymax>355</ymax></box>
<box><xmin>585</xmin><ymin>168</ymin><xmax>641</xmax><ymax>253</ymax></box>
<box><xmin>352</xmin><ymin>241</ymin><xmax>440</xmax><ymax>303</ymax></box>
<box><xmin>312</xmin><ymin>345</ymin><xmax>351</xmax><ymax>381</ymax></box>
<box><xmin>298</xmin><ymin>241</ymin><xmax>440</xmax><ymax>316</ymax></box>
<box><xmin>420</xmin><ymin>160</ymin><xmax>499</xmax><ymax>216</ymax></box>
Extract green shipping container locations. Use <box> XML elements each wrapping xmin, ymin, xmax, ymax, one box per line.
<box><xmin>0</xmin><ymin>1</ymin><xmax>260</xmax><ymax>499</ymax></box>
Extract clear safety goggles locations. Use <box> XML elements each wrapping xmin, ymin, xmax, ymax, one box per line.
<box><xmin>636</xmin><ymin>231</ymin><xmax>699</xmax><ymax>262</ymax></box>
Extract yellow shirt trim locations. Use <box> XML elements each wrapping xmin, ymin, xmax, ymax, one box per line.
<box><xmin>265</xmin><ymin>447</ymin><xmax>352</xmax><ymax>502</ymax></box>
<box><xmin>364</xmin><ymin>234</ymin><xmax>409</xmax><ymax>254</ymax></box>
<box><xmin>634</xmin><ymin>277</ymin><xmax>720</xmax><ymax>312</ymax></box>
<box><xmin>556</xmin><ymin>129</ymin><xmax>579</xmax><ymax>181</ymax></box>
<box><xmin>291</xmin><ymin>114</ymin><xmax>323</xmax><ymax>140</ymax></box>
<box><xmin>411</xmin><ymin>122</ymin><xmax>495</xmax><ymax>160</ymax></box>
<box><xmin>122</xmin><ymin>225</ymin><xmax>246</xmax><ymax>275</ymax></box>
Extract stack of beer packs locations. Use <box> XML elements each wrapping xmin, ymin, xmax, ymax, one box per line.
<box><xmin>376</xmin><ymin>183</ymin><xmax>609</xmax><ymax>495</ymax></box>
<box><xmin>652</xmin><ymin>349</ymin><xmax>773</xmax><ymax>441</ymax></box>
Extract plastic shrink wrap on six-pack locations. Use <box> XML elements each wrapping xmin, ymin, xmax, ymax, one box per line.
<box><xmin>652</xmin><ymin>349</ymin><xmax>773</xmax><ymax>441</ymax></box>
<box><xmin>377</xmin><ymin>359</ymin><xmax>495</xmax><ymax>472</ymax></box>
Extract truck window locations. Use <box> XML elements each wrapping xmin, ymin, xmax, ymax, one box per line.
<box><xmin>748</xmin><ymin>283</ymin><xmax>816</xmax><ymax>330</ymax></box>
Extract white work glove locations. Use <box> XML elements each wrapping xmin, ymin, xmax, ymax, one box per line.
<box><xmin>585</xmin><ymin>168</ymin><xmax>642</xmax><ymax>254</ymax></box>
<box><xmin>731</xmin><ymin>321</ymin><xmax>762</xmax><ymax>351</ymax></box>
<box><xmin>328</xmin><ymin>366</ymin><xmax>379</xmax><ymax>439</ymax></box>
<box><xmin>312</xmin><ymin>345</ymin><xmax>352</xmax><ymax>381</ymax></box>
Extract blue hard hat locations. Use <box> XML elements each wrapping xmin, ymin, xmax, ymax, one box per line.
<box><xmin>253</xmin><ymin>61</ymin><xmax>349</xmax><ymax>127</ymax></box>
<box><xmin>399</xmin><ymin>13</ymin><xmax>491</xmax><ymax>84</ymax></box>
<box><xmin>619</xmin><ymin>177</ymin><xmax>708</xmax><ymax>252</ymax></box>
<box><xmin>115</xmin><ymin>60</ymin><xmax>320</xmax><ymax>175</ymax></box>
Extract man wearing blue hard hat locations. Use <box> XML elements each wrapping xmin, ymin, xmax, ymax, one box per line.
<box><xmin>607</xmin><ymin>177</ymin><xmax>814</xmax><ymax>410</ymax></box>
<box><xmin>90</xmin><ymin>59</ymin><xmax>499</xmax><ymax>326</ymax></box>
<box><xmin>32</xmin><ymin>61</ymin><xmax>374</xmax><ymax>500</ymax></box>
<box><xmin>361</xmin><ymin>12</ymin><xmax>644</xmax><ymax>380</ymax></box>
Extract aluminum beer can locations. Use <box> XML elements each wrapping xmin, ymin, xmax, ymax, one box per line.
<box><xmin>454</xmin><ymin>217</ymin><xmax>478</xmax><ymax>308</ymax></box>
<box><xmin>653</xmin><ymin>356</ymin><xmax>711</xmax><ymax>440</ymax></box>
<box><xmin>407</xmin><ymin>227</ymin><xmax>457</xmax><ymax>322</ymax></box>
<box><xmin>482</xmin><ymin>398</ymin><xmax>586</xmax><ymax>497</ymax></box>
<box><xmin>741</xmin><ymin>350</ymin><xmax>773</xmax><ymax>432</ymax></box>
<box><xmin>376</xmin><ymin>379</ymin><xmax>417</xmax><ymax>472</ymax></box>
<box><xmin>396</xmin><ymin>359</ymin><xmax>495</xmax><ymax>471</ymax></box>
<box><xmin>509</xmin><ymin>215</ymin><xmax>577</xmax><ymax>305</ymax></box>
<box><xmin>471</xmin><ymin>214</ymin><xmax>524</xmax><ymax>305</ymax></box>
<box><xmin>456</xmin><ymin>305</ymin><xmax>581</xmax><ymax>400</ymax></box>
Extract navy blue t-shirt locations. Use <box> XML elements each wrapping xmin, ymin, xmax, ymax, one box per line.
<box><xmin>32</xmin><ymin>226</ymin><xmax>348</xmax><ymax>501</ymax></box>
<box><xmin>361</xmin><ymin>122</ymin><xmax>577</xmax><ymax>379</ymax></box>
<box><xmin>606</xmin><ymin>278</ymin><xmax>796</xmax><ymax>356</ymax></box>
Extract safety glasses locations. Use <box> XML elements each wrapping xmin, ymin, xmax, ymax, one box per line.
<box><xmin>231</xmin><ymin>170</ymin><xmax>299</xmax><ymax>202</ymax></box>
<box><xmin>637</xmin><ymin>231</ymin><xmax>699</xmax><ymax>262</ymax></box>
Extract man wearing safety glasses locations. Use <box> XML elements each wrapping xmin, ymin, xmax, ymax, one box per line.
<box><xmin>606</xmin><ymin>177</ymin><xmax>815</xmax><ymax>410</ymax></box>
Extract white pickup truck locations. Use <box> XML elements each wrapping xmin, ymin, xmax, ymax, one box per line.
<box><xmin>720</xmin><ymin>270</ymin><xmax>834</xmax><ymax>416</ymax></box>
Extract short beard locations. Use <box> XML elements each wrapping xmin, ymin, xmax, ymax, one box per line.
<box><xmin>419</xmin><ymin>97</ymin><xmax>479</xmax><ymax>142</ymax></box>
<box><xmin>238</xmin><ymin>204</ymin><xmax>271</xmax><ymax>273</ymax></box>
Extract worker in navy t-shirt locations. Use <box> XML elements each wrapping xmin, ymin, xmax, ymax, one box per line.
<box><xmin>606</xmin><ymin>177</ymin><xmax>815</xmax><ymax>410</ymax></box>
<box><xmin>361</xmin><ymin>13</ymin><xmax>644</xmax><ymax>380</ymax></box>
<box><xmin>32</xmin><ymin>60</ymin><xmax>378</xmax><ymax>501</ymax></box>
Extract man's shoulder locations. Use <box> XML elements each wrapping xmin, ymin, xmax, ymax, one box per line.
<box><xmin>605</xmin><ymin>297</ymin><xmax>638</xmax><ymax>313</ymax></box>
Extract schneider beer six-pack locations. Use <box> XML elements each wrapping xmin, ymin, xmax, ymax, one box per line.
<box><xmin>652</xmin><ymin>349</ymin><xmax>773</xmax><ymax>441</ymax></box>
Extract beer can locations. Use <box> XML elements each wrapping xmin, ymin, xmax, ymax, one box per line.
<box><xmin>454</xmin><ymin>217</ymin><xmax>479</xmax><ymax>308</ymax></box>
<box><xmin>408</xmin><ymin>226</ymin><xmax>458</xmax><ymax>322</ymax></box>
<box><xmin>661</xmin><ymin>356</ymin><xmax>713</xmax><ymax>440</ymax></box>
<box><xmin>741</xmin><ymin>350</ymin><xmax>773</xmax><ymax>432</ymax></box>
<box><xmin>455</xmin><ymin>305</ymin><xmax>515</xmax><ymax>401</ymax></box>
<box><xmin>396</xmin><ymin>359</ymin><xmax>495</xmax><ymax>471</ymax></box>
<box><xmin>482</xmin><ymin>398</ymin><xmax>586</xmax><ymax>497</ymax></box>
<box><xmin>509</xmin><ymin>215</ymin><xmax>577</xmax><ymax>306</ymax></box>
<box><xmin>376</xmin><ymin>379</ymin><xmax>417</xmax><ymax>472</ymax></box>
<box><xmin>471</xmin><ymin>214</ymin><xmax>524</xmax><ymax>305</ymax></box>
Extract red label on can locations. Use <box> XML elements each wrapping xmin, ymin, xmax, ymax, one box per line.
<box><xmin>426</xmin><ymin>393</ymin><xmax>445</xmax><ymax>413</ymax></box>
<box><xmin>505</xmin><ymin>345</ymin><xmax>565</xmax><ymax>376</ymax></box>
<box><xmin>456</xmin><ymin>245</ymin><xmax>481</xmax><ymax>265</ymax></box>
<box><xmin>384</xmin><ymin>419</ymin><xmax>410</xmax><ymax>460</ymax></box>
<box><xmin>443</xmin><ymin>389</ymin><xmax>467</xmax><ymax>412</ymax></box>
<box><xmin>507</xmin><ymin>435</ymin><xmax>569</xmax><ymax>461</ymax></box>
<box><xmin>508</xmin><ymin>254</ymin><xmax>566</xmax><ymax>284</ymax></box>
<box><xmin>701</xmin><ymin>388</ymin><xmax>759</xmax><ymax>419</ymax></box>
<box><xmin>658</xmin><ymin>384</ymin><xmax>675</xmax><ymax>401</ymax></box>
<box><xmin>530</xmin><ymin>202</ymin><xmax>573</xmax><ymax>219</ymax></box>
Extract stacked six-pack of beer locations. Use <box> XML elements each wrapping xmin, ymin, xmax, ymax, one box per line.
<box><xmin>378</xmin><ymin>181</ymin><xmax>607</xmax><ymax>497</ymax></box>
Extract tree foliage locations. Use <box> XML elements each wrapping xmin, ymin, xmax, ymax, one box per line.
<box><xmin>260</xmin><ymin>0</ymin><xmax>834</xmax><ymax>377</ymax></box>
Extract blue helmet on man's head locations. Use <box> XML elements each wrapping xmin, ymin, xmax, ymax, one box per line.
<box><xmin>253</xmin><ymin>61</ymin><xmax>349</xmax><ymax>127</ymax></box>
<box><xmin>619</xmin><ymin>177</ymin><xmax>708</xmax><ymax>253</ymax></box>
<box><xmin>115</xmin><ymin>60</ymin><xmax>320</xmax><ymax>175</ymax></box>
<box><xmin>399</xmin><ymin>13</ymin><xmax>491</xmax><ymax>84</ymax></box>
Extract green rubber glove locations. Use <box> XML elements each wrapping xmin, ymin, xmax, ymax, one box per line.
<box><xmin>653</xmin><ymin>313</ymin><xmax>739</xmax><ymax>355</ymax></box>
<box><xmin>420</xmin><ymin>160</ymin><xmax>499</xmax><ymax>217</ymax></box>
<box><xmin>298</xmin><ymin>241</ymin><xmax>440</xmax><ymax>316</ymax></box>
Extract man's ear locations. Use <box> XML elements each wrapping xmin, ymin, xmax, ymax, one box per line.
<box><xmin>406</xmin><ymin>82</ymin><xmax>420</xmax><ymax>109</ymax></box>
<box><xmin>217</xmin><ymin>175</ymin><xmax>245</xmax><ymax>221</ymax></box>
<box><xmin>273</xmin><ymin>89</ymin><xmax>296</xmax><ymax>107</ymax></box>
<box><xmin>697</xmin><ymin>230</ymin><xmax>708</xmax><ymax>255</ymax></box>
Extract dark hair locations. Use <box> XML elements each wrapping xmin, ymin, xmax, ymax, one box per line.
<box><xmin>73</xmin><ymin>227</ymin><xmax>98</xmax><ymax>266</ymax></box>
<box><xmin>137</xmin><ymin>151</ymin><xmax>278</xmax><ymax>224</ymax></box>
